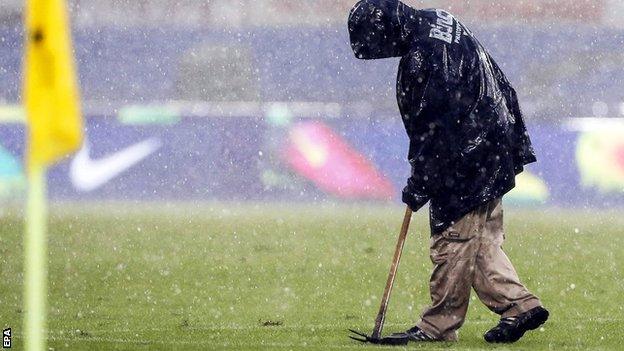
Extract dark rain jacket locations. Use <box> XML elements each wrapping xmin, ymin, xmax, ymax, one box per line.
<box><xmin>348</xmin><ymin>0</ymin><xmax>536</xmax><ymax>234</ymax></box>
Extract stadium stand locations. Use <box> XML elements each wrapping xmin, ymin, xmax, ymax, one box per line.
<box><xmin>1</xmin><ymin>0</ymin><xmax>623</xmax><ymax>120</ymax></box>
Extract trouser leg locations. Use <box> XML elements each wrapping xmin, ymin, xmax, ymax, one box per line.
<box><xmin>472</xmin><ymin>198</ymin><xmax>542</xmax><ymax>318</ymax></box>
<box><xmin>417</xmin><ymin>204</ymin><xmax>489</xmax><ymax>341</ymax></box>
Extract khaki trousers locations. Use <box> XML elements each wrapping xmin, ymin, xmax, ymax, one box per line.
<box><xmin>417</xmin><ymin>198</ymin><xmax>542</xmax><ymax>341</ymax></box>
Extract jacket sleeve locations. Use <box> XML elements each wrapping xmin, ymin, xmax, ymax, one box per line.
<box><xmin>398</xmin><ymin>53</ymin><xmax>459</xmax><ymax>212</ymax></box>
<box><xmin>401</xmin><ymin>118</ymin><xmax>454</xmax><ymax>212</ymax></box>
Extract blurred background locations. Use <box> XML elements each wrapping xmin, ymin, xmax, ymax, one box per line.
<box><xmin>1</xmin><ymin>0</ymin><xmax>624</xmax><ymax>207</ymax></box>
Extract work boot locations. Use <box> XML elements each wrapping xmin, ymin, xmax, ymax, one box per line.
<box><xmin>484</xmin><ymin>306</ymin><xmax>549</xmax><ymax>343</ymax></box>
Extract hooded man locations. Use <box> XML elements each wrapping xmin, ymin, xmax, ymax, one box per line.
<box><xmin>348</xmin><ymin>0</ymin><xmax>549</xmax><ymax>344</ymax></box>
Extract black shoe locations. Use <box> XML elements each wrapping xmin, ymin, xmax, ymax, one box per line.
<box><xmin>390</xmin><ymin>326</ymin><xmax>438</xmax><ymax>342</ymax></box>
<box><xmin>484</xmin><ymin>306</ymin><xmax>550</xmax><ymax>343</ymax></box>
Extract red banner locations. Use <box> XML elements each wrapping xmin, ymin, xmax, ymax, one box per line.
<box><xmin>283</xmin><ymin>121</ymin><xmax>395</xmax><ymax>200</ymax></box>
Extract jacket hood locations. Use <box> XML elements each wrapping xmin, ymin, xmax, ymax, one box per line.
<box><xmin>348</xmin><ymin>0</ymin><xmax>416</xmax><ymax>59</ymax></box>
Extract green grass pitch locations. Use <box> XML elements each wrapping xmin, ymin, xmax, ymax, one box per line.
<box><xmin>0</xmin><ymin>202</ymin><xmax>623</xmax><ymax>350</ymax></box>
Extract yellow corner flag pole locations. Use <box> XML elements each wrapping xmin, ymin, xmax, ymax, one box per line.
<box><xmin>24</xmin><ymin>164</ymin><xmax>47</xmax><ymax>351</ymax></box>
<box><xmin>23</xmin><ymin>0</ymin><xmax>83</xmax><ymax>349</ymax></box>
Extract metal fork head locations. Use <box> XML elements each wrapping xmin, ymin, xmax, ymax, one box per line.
<box><xmin>348</xmin><ymin>329</ymin><xmax>410</xmax><ymax>346</ymax></box>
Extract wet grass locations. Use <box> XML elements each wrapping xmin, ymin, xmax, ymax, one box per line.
<box><xmin>0</xmin><ymin>202</ymin><xmax>622</xmax><ymax>350</ymax></box>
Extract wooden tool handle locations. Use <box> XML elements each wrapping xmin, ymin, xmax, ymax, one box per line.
<box><xmin>371</xmin><ymin>206</ymin><xmax>413</xmax><ymax>339</ymax></box>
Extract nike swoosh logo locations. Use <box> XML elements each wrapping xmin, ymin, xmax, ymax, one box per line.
<box><xmin>70</xmin><ymin>138</ymin><xmax>162</xmax><ymax>192</ymax></box>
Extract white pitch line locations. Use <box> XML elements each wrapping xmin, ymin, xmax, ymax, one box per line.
<box><xmin>42</xmin><ymin>317</ymin><xmax>623</xmax><ymax>335</ymax></box>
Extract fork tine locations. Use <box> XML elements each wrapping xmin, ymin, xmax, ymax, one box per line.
<box><xmin>348</xmin><ymin>329</ymin><xmax>369</xmax><ymax>338</ymax></box>
<box><xmin>348</xmin><ymin>335</ymin><xmax>369</xmax><ymax>343</ymax></box>
<box><xmin>348</xmin><ymin>329</ymin><xmax>372</xmax><ymax>343</ymax></box>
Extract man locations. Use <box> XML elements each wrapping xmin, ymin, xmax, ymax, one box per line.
<box><xmin>348</xmin><ymin>0</ymin><xmax>549</xmax><ymax>344</ymax></box>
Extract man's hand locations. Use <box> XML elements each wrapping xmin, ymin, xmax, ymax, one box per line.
<box><xmin>402</xmin><ymin>177</ymin><xmax>429</xmax><ymax>212</ymax></box>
